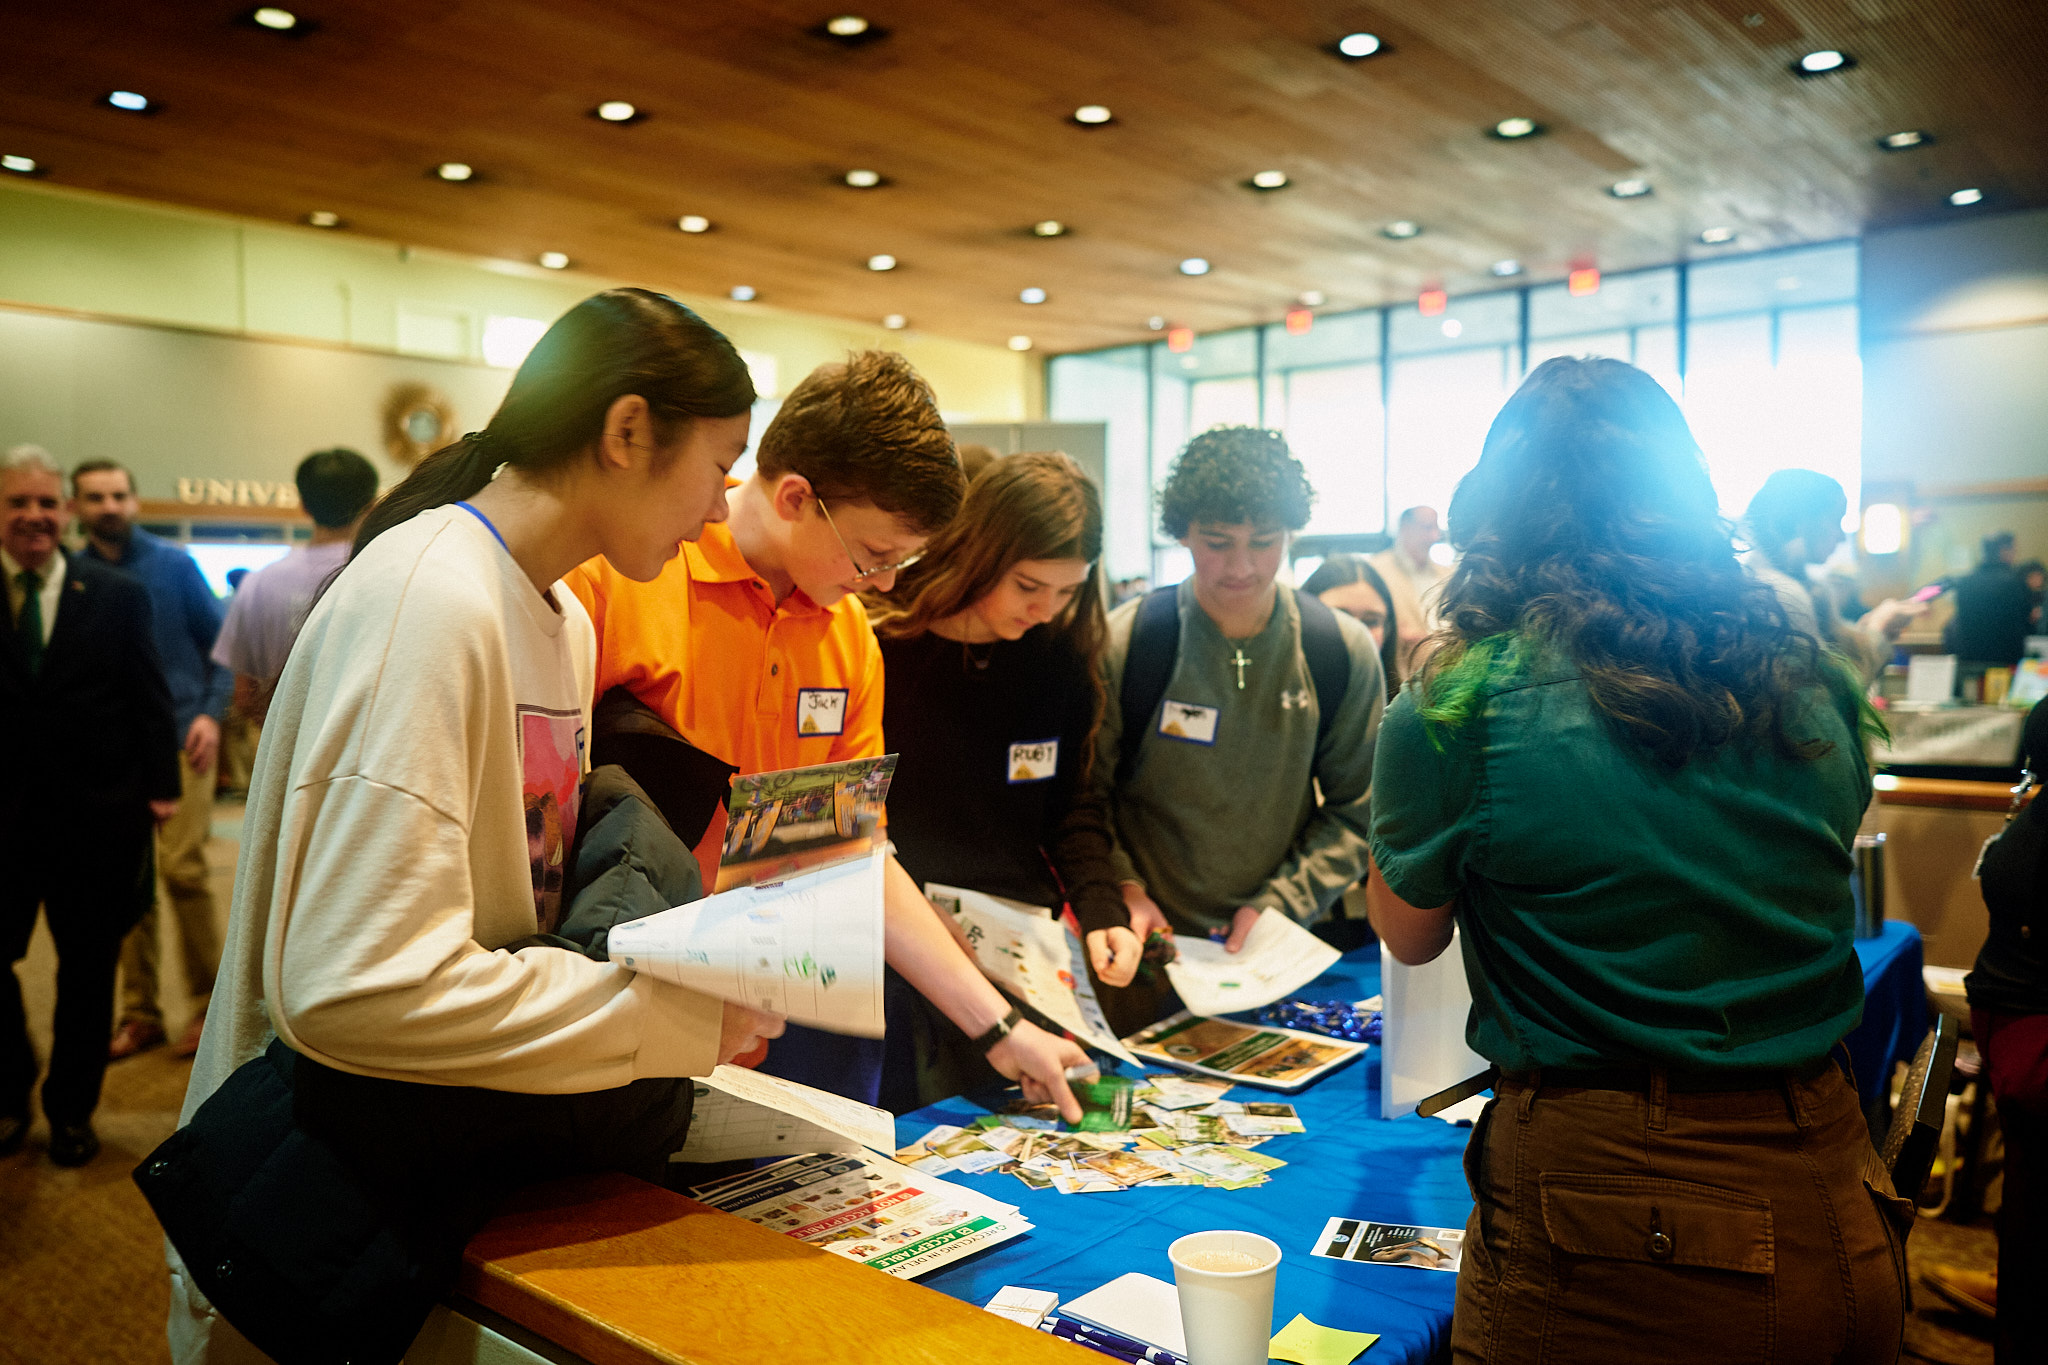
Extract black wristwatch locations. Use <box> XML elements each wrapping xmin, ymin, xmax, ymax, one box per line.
<box><xmin>971</xmin><ymin>1005</ymin><xmax>1023</xmax><ymax>1054</ymax></box>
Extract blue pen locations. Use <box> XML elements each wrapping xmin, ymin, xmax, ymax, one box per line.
<box><xmin>1040</xmin><ymin>1320</ymin><xmax>1145</xmax><ymax>1364</ymax></box>
<box><xmin>1045</xmin><ymin>1316</ymin><xmax>1188</xmax><ymax>1365</ymax></box>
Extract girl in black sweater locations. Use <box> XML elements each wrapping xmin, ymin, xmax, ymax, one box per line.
<box><xmin>869</xmin><ymin>452</ymin><xmax>1138</xmax><ymax>1110</ymax></box>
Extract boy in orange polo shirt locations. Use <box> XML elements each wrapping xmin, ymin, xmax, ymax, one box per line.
<box><xmin>568</xmin><ymin>352</ymin><xmax>1086</xmax><ymax>1118</ymax></box>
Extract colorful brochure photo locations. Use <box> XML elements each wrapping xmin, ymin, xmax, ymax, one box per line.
<box><xmin>1124</xmin><ymin>1011</ymin><xmax>1366</xmax><ymax>1090</ymax></box>
<box><xmin>718</xmin><ymin>755</ymin><xmax>897</xmax><ymax>892</ymax></box>
<box><xmin>1311</xmin><ymin>1217</ymin><xmax>1465</xmax><ymax>1272</ymax></box>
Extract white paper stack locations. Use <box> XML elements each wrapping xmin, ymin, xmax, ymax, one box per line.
<box><xmin>672</xmin><ymin>1065</ymin><xmax>895</xmax><ymax>1163</ymax></box>
<box><xmin>1164</xmin><ymin>908</ymin><xmax>1340</xmax><ymax>1015</ymax></box>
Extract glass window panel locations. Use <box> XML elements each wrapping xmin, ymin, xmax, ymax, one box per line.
<box><xmin>1634</xmin><ymin>323</ymin><xmax>1681</xmax><ymax>397</ymax></box>
<box><xmin>1527</xmin><ymin>329</ymin><xmax>1631</xmax><ymax>368</ymax></box>
<box><xmin>1188</xmin><ymin>376</ymin><xmax>1261</xmax><ymax>435</ymax></box>
<box><xmin>1264</xmin><ymin>309</ymin><xmax>1381</xmax><ymax>371</ymax></box>
<box><xmin>1048</xmin><ymin>345</ymin><xmax>1154</xmax><ymax>579</ymax></box>
<box><xmin>1681</xmin><ymin>307</ymin><xmax>1862</xmax><ymax>520</ymax></box>
<box><xmin>1386</xmin><ymin>347</ymin><xmax>1513</xmax><ymax>521</ymax></box>
<box><xmin>1688</xmin><ymin>242</ymin><xmax>1857</xmax><ymax>319</ymax></box>
<box><xmin>1529</xmin><ymin>266</ymin><xmax>1677</xmax><ymax>338</ymax></box>
<box><xmin>1175</xmin><ymin>326</ymin><xmax>1259</xmax><ymax>379</ymax></box>
<box><xmin>1282</xmin><ymin>363</ymin><xmax>1385</xmax><ymax>535</ymax></box>
<box><xmin>1388</xmin><ymin>289</ymin><xmax>1519</xmax><ymax>356</ymax></box>
<box><xmin>1773</xmin><ymin>304</ymin><xmax>1862</xmax><ymax>517</ymax></box>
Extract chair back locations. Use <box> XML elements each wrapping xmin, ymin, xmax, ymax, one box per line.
<box><xmin>1880</xmin><ymin>1013</ymin><xmax>1959</xmax><ymax>1203</ymax></box>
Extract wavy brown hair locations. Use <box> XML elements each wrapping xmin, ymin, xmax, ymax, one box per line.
<box><xmin>868</xmin><ymin>451</ymin><xmax>1109</xmax><ymax>748</ymax></box>
<box><xmin>1416</xmin><ymin>357</ymin><xmax>1864</xmax><ymax>767</ymax></box>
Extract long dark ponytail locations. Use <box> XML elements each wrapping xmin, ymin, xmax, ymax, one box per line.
<box><xmin>353</xmin><ymin>288</ymin><xmax>756</xmax><ymax>556</ymax></box>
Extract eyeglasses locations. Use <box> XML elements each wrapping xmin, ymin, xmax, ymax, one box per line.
<box><xmin>816</xmin><ymin>495</ymin><xmax>923</xmax><ymax>581</ymax></box>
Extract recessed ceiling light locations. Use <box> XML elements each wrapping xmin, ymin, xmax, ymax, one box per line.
<box><xmin>434</xmin><ymin>162</ymin><xmax>474</xmax><ymax>182</ymax></box>
<box><xmin>1950</xmin><ymin>187</ymin><xmax>1984</xmax><ymax>206</ymax></box>
<box><xmin>1072</xmin><ymin>105</ymin><xmax>1113</xmax><ymax>126</ymax></box>
<box><xmin>677</xmin><ymin>215</ymin><xmax>712</xmax><ymax>233</ymax></box>
<box><xmin>1697</xmin><ymin>226</ymin><xmax>1736</xmax><ymax>244</ymax></box>
<box><xmin>1032</xmin><ymin>219</ymin><xmax>1066</xmax><ymax>237</ymax></box>
<box><xmin>1178</xmin><ymin>257</ymin><xmax>1211</xmax><ymax>276</ymax></box>
<box><xmin>1879</xmin><ymin>129</ymin><xmax>1931</xmax><ymax>151</ymax></box>
<box><xmin>594</xmin><ymin>101</ymin><xmax>641</xmax><ymax>123</ymax></box>
<box><xmin>1147</xmin><ymin>316</ymin><xmax>1167</xmax><ymax>331</ymax></box>
<box><xmin>815</xmin><ymin>14</ymin><xmax>888</xmax><ymax>45</ymax></box>
<box><xmin>1297</xmin><ymin>290</ymin><xmax>1326</xmax><ymax>307</ymax></box>
<box><xmin>882</xmin><ymin>313</ymin><xmax>908</xmax><ymax>330</ymax></box>
<box><xmin>825</xmin><ymin>15</ymin><xmax>869</xmax><ymax>36</ymax></box>
<box><xmin>1019</xmin><ymin>287</ymin><xmax>1047</xmax><ymax>304</ymax></box>
<box><xmin>843</xmin><ymin>168</ymin><xmax>882</xmax><ymax>188</ymax></box>
<box><xmin>1609</xmin><ymin>178</ymin><xmax>1653</xmax><ymax>198</ymax></box>
<box><xmin>1491</xmin><ymin>259</ymin><xmax>1523</xmax><ymax>277</ymax></box>
<box><xmin>1794</xmin><ymin>49</ymin><xmax>1853</xmax><ymax>75</ymax></box>
<box><xmin>304</xmin><ymin>210</ymin><xmax>342</xmax><ymax>228</ymax></box>
<box><xmin>247</xmin><ymin>7</ymin><xmax>306</xmax><ymax>33</ymax></box>
<box><xmin>1335</xmin><ymin>32</ymin><xmax>1383</xmax><ymax>59</ymax></box>
<box><xmin>867</xmin><ymin>253</ymin><xmax>897</xmax><ymax>271</ymax></box>
<box><xmin>1249</xmin><ymin>170</ymin><xmax>1289</xmax><ymax>190</ymax></box>
<box><xmin>730</xmin><ymin>285</ymin><xmax>757</xmax><ymax>302</ymax></box>
<box><xmin>2</xmin><ymin>154</ymin><xmax>40</xmax><ymax>175</ymax></box>
<box><xmin>1491</xmin><ymin>117</ymin><xmax>1541</xmax><ymax>139</ymax></box>
<box><xmin>1441</xmin><ymin>319</ymin><xmax>1464</xmax><ymax>338</ymax></box>
<box><xmin>538</xmin><ymin>252</ymin><xmax>570</xmax><ymax>270</ymax></box>
<box><xmin>1381</xmin><ymin>220</ymin><xmax>1420</xmax><ymax>239</ymax></box>
<box><xmin>1008</xmin><ymin>335</ymin><xmax>1033</xmax><ymax>351</ymax></box>
<box><xmin>103</xmin><ymin>90</ymin><xmax>154</xmax><ymax>113</ymax></box>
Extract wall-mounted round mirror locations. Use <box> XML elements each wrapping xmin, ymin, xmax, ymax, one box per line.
<box><xmin>382</xmin><ymin>382</ymin><xmax>456</xmax><ymax>467</ymax></box>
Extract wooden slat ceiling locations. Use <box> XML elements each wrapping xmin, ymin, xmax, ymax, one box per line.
<box><xmin>1</xmin><ymin>1</ymin><xmax>2043</xmax><ymax>355</ymax></box>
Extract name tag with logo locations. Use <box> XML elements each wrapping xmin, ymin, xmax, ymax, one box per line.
<box><xmin>1158</xmin><ymin>699</ymin><xmax>1219</xmax><ymax>746</ymax></box>
<box><xmin>796</xmin><ymin>688</ymin><xmax>848</xmax><ymax>736</ymax></box>
<box><xmin>1007</xmin><ymin>738</ymin><xmax>1059</xmax><ymax>783</ymax></box>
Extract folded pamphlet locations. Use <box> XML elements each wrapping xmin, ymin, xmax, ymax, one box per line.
<box><xmin>1165</xmin><ymin>908</ymin><xmax>1341</xmax><ymax>1016</ymax></box>
<box><xmin>671</xmin><ymin>1065</ymin><xmax>895</xmax><ymax>1163</ymax></box>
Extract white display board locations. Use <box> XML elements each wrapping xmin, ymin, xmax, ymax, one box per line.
<box><xmin>1379</xmin><ymin>930</ymin><xmax>1489</xmax><ymax>1120</ymax></box>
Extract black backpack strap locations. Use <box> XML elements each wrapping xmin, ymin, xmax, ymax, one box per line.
<box><xmin>1115</xmin><ymin>586</ymin><xmax>1183</xmax><ymax>787</ymax></box>
<box><xmin>1294</xmin><ymin>588</ymin><xmax>1352</xmax><ymax>766</ymax></box>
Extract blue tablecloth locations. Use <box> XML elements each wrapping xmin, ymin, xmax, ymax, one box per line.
<box><xmin>899</xmin><ymin>951</ymin><xmax>1472</xmax><ymax>1365</ymax></box>
<box><xmin>1844</xmin><ymin>920</ymin><xmax>1929</xmax><ymax>1107</ymax></box>
<box><xmin>902</xmin><ymin>926</ymin><xmax>1929</xmax><ymax>1364</ymax></box>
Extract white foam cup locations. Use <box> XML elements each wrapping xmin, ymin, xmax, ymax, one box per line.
<box><xmin>1167</xmin><ymin>1229</ymin><xmax>1282</xmax><ymax>1365</ymax></box>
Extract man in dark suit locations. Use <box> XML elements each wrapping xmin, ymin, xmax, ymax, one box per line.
<box><xmin>1</xmin><ymin>445</ymin><xmax>181</xmax><ymax>1166</ymax></box>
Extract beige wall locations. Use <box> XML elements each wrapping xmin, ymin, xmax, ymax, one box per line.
<box><xmin>0</xmin><ymin>177</ymin><xmax>1037</xmax><ymax>498</ymax></box>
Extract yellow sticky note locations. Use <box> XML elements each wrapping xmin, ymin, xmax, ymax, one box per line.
<box><xmin>1269</xmin><ymin>1312</ymin><xmax>1380</xmax><ymax>1365</ymax></box>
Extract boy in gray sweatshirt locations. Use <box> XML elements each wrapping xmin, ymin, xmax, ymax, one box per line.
<box><xmin>1093</xmin><ymin>427</ymin><xmax>1384</xmax><ymax>966</ymax></box>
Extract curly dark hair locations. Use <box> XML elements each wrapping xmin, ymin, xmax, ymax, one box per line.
<box><xmin>1417</xmin><ymin>357</ymin><xmax>1870</xmax><ymax>767</ymax></box>
<box><xmin>1158</xmin><ymin>426</ymin><xmax>1314</xmax><ymax>538</ymax></box>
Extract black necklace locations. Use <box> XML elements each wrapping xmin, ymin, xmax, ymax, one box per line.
<box><xmin>962</xmin><ymin>639</ymin><xmax>996</xmax><ymax>671</ymax></box>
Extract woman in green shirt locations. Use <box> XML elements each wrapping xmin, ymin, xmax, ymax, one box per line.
<box><xmin>1368</xmin><ymin>358</ymin><xmax>1907</xmax><ymax>1364</ymax></box>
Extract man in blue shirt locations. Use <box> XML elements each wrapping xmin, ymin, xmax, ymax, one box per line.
<box><xmin>73</xmin><ymin>461</ymin><xmax>230</xmax><ymax>1059</ymax></box>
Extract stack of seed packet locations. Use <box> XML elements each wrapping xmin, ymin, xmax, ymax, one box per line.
<box><xmin>895</xmin><ymin>1073</ymin><xmax>1307</xmax><ymax>1196</ymax></box>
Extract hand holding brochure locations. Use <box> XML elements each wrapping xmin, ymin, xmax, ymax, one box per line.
<box><xmin>925</xmin><ymin>882</ymin><xmax>1140</xmax><ymax>1065</ymax></box>
<box><xmin>609</xmin><ymin>848</ymin><xmax>886</xmax><ymax>1037</ymax></box>
<box><xmin>1165</xmin><ymin>908</ymin><xmax>1341</xmax><ymax>1016</ymax></box>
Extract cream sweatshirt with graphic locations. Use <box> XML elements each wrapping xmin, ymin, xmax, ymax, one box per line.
<box><xmin>182</xmin><ymin>506</ymin><xmax>721</xmax><ymax>1123</ymax></box>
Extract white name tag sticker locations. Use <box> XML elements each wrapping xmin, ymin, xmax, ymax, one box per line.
<box><xmin>1158</xmin><ymin>699</ymin><xmax>1219</xmax><ymax>746</ymax></box>
<box><xmin>1007</xmin><ymin>738</ymin><xmax>1059</xmax><ymax>783</ymax></box>
<box><xmin>795</xmin><ymin>687</ymin><xmax>848</xmax><ymax>736</ymax></box>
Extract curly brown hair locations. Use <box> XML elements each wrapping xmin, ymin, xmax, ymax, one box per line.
<box><xmin>1417</xmin><ymin>357</ymin><xmax>1865</xmax><ymax>767</ymax></box>
<box><xmin>757</xmin><ymin>351</ymin><xmax>963</xmax><ymax>533</ymax></box>
<box><xmin>1158</xmin><ymin>426</ymin><xmax>1314</xmax><ymax>538</ymax></box>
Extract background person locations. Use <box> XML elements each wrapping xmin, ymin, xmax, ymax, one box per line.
<box><xmin>1945</xmin><ymin>531</ymin><xmax>2035</xmax><ymax>669</ymax></box>
<box><xmin>1742</xmin><ymin>468</ymin><xmax>1921</xmax><ymax>681</ymax></box>
<box><xmin>72</xmin><ymin>460</ymin><xmax>232</xmax><ymax>1061</ymax></box>
<box><xmin>1</xmin><ymin>445</ymin><xmax>181</xmax><ymax>1167</ymax></box>
<box><xmin>1369</xmin><ymin>505</ymin><xmax>1449</xmax><ymax>671</ymax></box>
<box><xmin>567</xmin><ymin>352</ymin><xmax>1091</xmax><ymax>1118</ymax></box>
<box><xmin>171</xmin><ymin>289</ymin><xmax>782</xmax><ymax>1362</ymax></box>
<box><xmin>867</xmin><ymin>452</ymin><xmax>1135</xmax><ymax>1108</ymax></box>
<box><xmin>1093</xmin><ymin>427</ymin><xmax>1384</xmax><ymax>995</ymax></box>
<box><xmin>1300</xmin><ymin>552</ymin><xmax>1403</xmax><ymax>698</ymax></box>
<box><xmin>211</xmin><ymin>447</ymin><xmax>380</xmax><ymax>727</ymax></box>
<box><xmin>1368</xmin><ymin>358</ymin><xmax>1906</xmax><ymax>1364</ymax></box>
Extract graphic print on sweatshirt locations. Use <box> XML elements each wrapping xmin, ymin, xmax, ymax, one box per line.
<box><xmin>518</xmin><ymin>706</ymin><xmax>586</xmax><ymax>933</ymax></box>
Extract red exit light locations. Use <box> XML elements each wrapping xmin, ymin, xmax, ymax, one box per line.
<box><xmin>1568</xmin><ymin>267</ymin><xmax>1601</xmax><ymax>296</ymax></box>
<box><xmin>1284</xmin><ymin>308</ymin><xmax>1313</xmax><ymax>334</ymax></box>
<box><xmin>1418</xmin><ymin>288</ymin><xmax>1447</xmax><ymax>316</ymax></box>
<box><xmin>1166</xmin><ymin>326</ymin><xmax>1195</xmax><ymax>353</ymax></box>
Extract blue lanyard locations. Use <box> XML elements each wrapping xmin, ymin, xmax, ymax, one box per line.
<box><xmin>455</xmin><ymin>501</ymin><xmax>509</xmax><ymax>553</ymax></box>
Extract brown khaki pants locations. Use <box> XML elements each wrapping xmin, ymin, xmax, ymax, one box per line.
<box><xmin>119</xmin><ymin>752</ymin><xmax>221</xmax><ymax>1026</ymax></box>
<box><xmin>1452</xmin><ymin>1064</ymin><xmax>1908</xmax><ymax>1365</ymax></box>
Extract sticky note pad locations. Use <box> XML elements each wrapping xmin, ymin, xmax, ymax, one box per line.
<box><xmin>1269</xmin><ymin>1312</ymin><xmax>1380</xmax><ymax>1365</ymax></box>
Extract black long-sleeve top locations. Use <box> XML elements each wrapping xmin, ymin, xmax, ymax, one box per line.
<box><xmin>880</xmin><ymin>628</ymin><xmax>1127</xmax><ymax>936</ymax></box>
